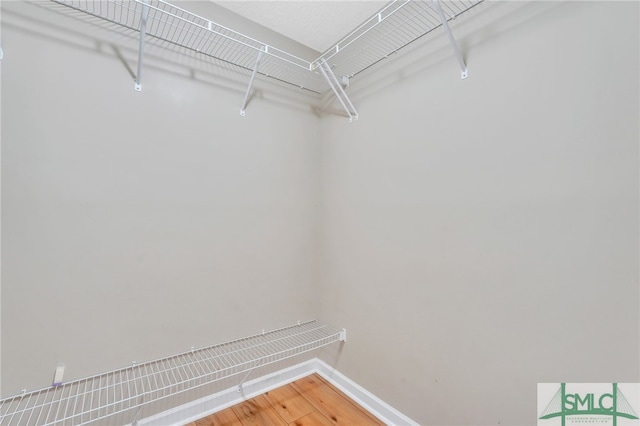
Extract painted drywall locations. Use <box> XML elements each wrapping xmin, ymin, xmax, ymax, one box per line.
<box><xmin>1</xmin><ymin>1</ymin><xmax>638</xmax><ymax>424</ymax></box>
<box><xmin>318</xmin><ymin>1</ymin><xmax>639</xmax><ymax>425</ymax></box>
<box><xmin>0</xmin><ymin>1</ymin><xmax>322</xmax><ymax>397</ymax></box>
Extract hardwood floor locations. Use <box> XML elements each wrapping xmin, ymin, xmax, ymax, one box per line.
<box><xmin>188</xmin><ymin>374</ymin><xmax>384</xmax><ymax>426</ymax></box>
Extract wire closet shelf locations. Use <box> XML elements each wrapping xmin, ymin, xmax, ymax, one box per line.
<box><xmin>47</xmin><ymin>0</ymin><xmax>483</xmax><ymax>95</ymax></box>
<box><xmin>0</xmin><ymin>320</ymin><xmax>346</xmax><ymax>426</ymax></box>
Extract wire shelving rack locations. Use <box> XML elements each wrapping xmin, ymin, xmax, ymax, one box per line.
<box><xmin>0</xmin><ymin>320</ymin><xmax>346</xmax><ymax>426</ymax></box>
<box><xmin>311</xmin><ymin>0</ymin><xmax>483</xmax><ymax>79</ymax></box>
<box><xmin>48</xmin><ymin>0</ymin><xmax>328</xmax><ymax>92</ymax></box>
<box><xmin>41</xmin><ymin>0</ymin><xmax>482</xmax><ymax>118</ymax></box>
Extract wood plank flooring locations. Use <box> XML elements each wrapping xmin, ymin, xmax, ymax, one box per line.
<box><xmin>188</xmin><ymin>374</ymin><xmax>384</xmax><ymax>426</ymax></box>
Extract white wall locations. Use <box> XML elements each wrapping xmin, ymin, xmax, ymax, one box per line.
<box><xmin>1</xmin><ymin>1</ymin><xmax>322</xmax><ymax>396</ymax></box>
<box><xmin>319</xmin><ymin>1</ymin><xmax>639</xmax><ymax>424</ymax></box>
<box><xmin>1</xmin><ymin>1</ymin><xmax>638</xmax><ymax>425</ymax></box>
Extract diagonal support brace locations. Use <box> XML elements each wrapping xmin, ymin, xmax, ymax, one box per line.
<box><xmin>134</xmin><ymin>0</ymin><xmax>149</xmax><ymax>91</ymax></box>
<box><xmin>237</xmin><ymin>357</ymin><xmax>265</xmax><ymax>393</ymax></box>
<box><xmin>240</xmin><ymin>47</ymin><xmax>266</xmax><ymax>116</ymax></box>
<box><xmin>318</xmin><ymin>60</ymin><xmax>358</xmax><ymax>122</ymax></box>
<box><xmin>432</xmin><ymin>0</ymin><xmax>468</xmax><ymax>79</ymax></box>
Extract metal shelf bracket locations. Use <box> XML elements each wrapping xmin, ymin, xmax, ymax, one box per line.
<box><xmin>134</xmin><ymin>0</ymin><xmax>149</xmax><ymax>91</ymax></box>
<box><xmin>318</xmin><ymin>60</ymin><xmax>359</xmax><ymax>123</ymax></box>
<box><xmin>432</xmin><ymin>0</ymin><xmax>469</xmax><ymax>79</ymax></box>
<box><xmin>237</xmin><ymin>357</ymin><xmax>265</xmax><ymax>393</ymax></box>
<box><xmin>240</xmin><ymin>46</ymin><xmax>266</xmax><ymax>116</ymax></box>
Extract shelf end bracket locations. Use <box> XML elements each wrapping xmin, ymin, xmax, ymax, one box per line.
<box><xmin>432</xmin><ymin>0</ymin><xmax>468</xmax><ymax>80</ymax></box>
<box><xmin>240</xmin><ymin>47</ymin><xmax>266</xmax><ymax>116</ymax></box>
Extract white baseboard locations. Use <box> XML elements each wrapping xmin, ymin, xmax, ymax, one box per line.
<box><xmin>314</xmin><ymin>359</ymin><xmax>419</xmax><ymax>426</ymax></box>
<box><xmin>134</xmin><ymin>358</ymin><xmax>417</xmax><ymax>426</ymax></box>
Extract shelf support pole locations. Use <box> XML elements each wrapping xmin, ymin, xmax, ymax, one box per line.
<box><xmin>318</xmin><ymin>60</ymin><xmax>358</xmax><ymax>122</ymax></box>
<box><xmin>240</xmin><ymin>47</ymin><xmax>266</xmax><ymax>116</ymax></box>
<box><xmin>432</xmin><ymin>0</ymin><xmax>468</xmax><ymax>79</ymax></box>
<box><xmin>135</xmin><ymin>0</ymin><xmax>150</xmax><ymax>91</ymax></box>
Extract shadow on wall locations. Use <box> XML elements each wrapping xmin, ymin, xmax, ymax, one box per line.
<box><xmin>1</xmin><ymin>0</ymin><xmax>326</xmax><ymax>118</ymax></box>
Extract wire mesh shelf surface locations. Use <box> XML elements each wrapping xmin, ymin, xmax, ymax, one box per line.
<box><xmin>49</xmin><ymin>0</ymin><xmax>329</xmax><ymax>92</ymax></box>
<box><xmin>0</xmin><ymin>320</ymin><xmax>344</xmax><ymax>426</ymax></box>
<box><xmin>312</xmin><ymin>0</ymin><xmax>483</xmax><ymax>78</ymax></box>
<box><xmin>45</xmin><ymin>0</ymin><xmax>482</xmax><ymax>95</ymax></box>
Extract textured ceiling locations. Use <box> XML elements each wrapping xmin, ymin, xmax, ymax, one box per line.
<box><xmin>215</xmin><ymin>1</ymin><xmax>388</xmax><ymax>53</ymax></box>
